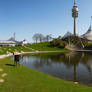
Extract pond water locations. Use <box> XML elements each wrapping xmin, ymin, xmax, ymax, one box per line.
<box><xmin>19</xmin><ymin>52</ymin><xmax>92</xmax><ymax>85</ymax></box>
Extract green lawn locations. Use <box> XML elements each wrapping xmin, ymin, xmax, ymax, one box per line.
<box><xmin>0</xmin><ymin>57</ymin><xmax>92</xmax><ymax>92</ymax></box>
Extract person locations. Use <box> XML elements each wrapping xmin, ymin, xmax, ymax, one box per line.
<box><xmin>13</xmin><ymin>50</ymin><xmax>20</xmax><ymax>66</ymax></box>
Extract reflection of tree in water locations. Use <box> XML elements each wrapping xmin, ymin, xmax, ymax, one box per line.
<box><xmin>62</xmin><ymin>52</ymin><xmax>82</xmax><ymax>67</ymax></box>
<box><xmin>63</xmin><ymin>52</ymin><xmax>82</xmax><ymax>82</ymax></box>
<box><xmin>80</xmin><ymin>52</ymin><xmax>92</xmax><ymax>74</ymax></box>
<box><xmin>32</xmin><ymin>53</ymin><xmax>66</xmax><ymax>68</ymax></box>
<box><xmin>29</xmin><ymin>52</ymin><xmax>92</xmax><ymax>72</ymax></box>
<box><xmin>32</xmin><ymin>52</ymin><xmax>83</xmax><ymax>68</ymax></box>
<box><xmin>48</xmin><ymin>52</ymin><xmax>82</xmax><ymax>68</ymax></box>
<box><xmin>33</xmin><ymin>58</ymin><xmax>52</xmax><ymax>68</ymax></box>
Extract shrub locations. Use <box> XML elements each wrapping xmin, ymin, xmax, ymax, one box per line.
<box><xmin>51</xmin><ymin>38</ymin><xmax>67</xmax><ymax>48</ymax></box>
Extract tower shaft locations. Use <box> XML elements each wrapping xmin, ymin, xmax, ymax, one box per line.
<box><xmin>74</xmin><ymin>18</ymin><xmax>76</xmax><ymax>36</ymax></box>
<box><xmin>72</xmin><ymin>0</ymin><xmax>78</xmax><ymax>37</ymax></box>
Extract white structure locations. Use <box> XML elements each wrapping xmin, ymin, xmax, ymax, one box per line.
<box><xmin>81</xmin><ymin>26</ymin><xmax>92</xmax><ymax>42</ymax></box>
<box><xmin>0</xmin><ymin>33</ymin><xmax>29</xmax><ymax>47</ymax></box>
<box><xmin>22</xmin><ymin>39</ymin><xmax>28</xmax><ymax>46</ymax></box>
<box><xmin>0</xmin><ymin>40</ymin><xmax>16</xmax><ymax>46</ymax></box>
<box><xmin>0</xmin><ymin>39</ymin><xmax>28</xmax><ymax>47</ymax></box>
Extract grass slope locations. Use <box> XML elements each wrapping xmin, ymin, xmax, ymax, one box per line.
<box><xmin>28</xmin><ymin>42</ymin><xmax>67</xmax><ymax>51</ymax></box>
<box><xmin>0</xmin><ymin>42</ymin><xmax>68</xmax><ymax>55</ymax></box>
<box><xmin>0</xmin><ymin>58</ymin><xmax>92</xmax><ymax>92</ymax></box>
<box><xmin>0</xmin><ymin>46</ymin><xmax>33</xmax><ymax>55</ymax></box>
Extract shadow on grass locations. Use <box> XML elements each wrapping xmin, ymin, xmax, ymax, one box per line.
<box><xmin>85</xmin><ymin>46</ymin><xmax>92</xmax><ymax>50</ymax></box>
<box><xmin>5</xmin><ymin>64</ymin><xmax>15</xmax><ymax>67</ymax></box>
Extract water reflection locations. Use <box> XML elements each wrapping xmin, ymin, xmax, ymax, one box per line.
<box><xmin>20</xmin><ymin>52</ymin><xmax>92</xmax><ymax>85</ymax></box>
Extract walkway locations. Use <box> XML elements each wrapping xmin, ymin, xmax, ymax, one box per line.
<box><xmin>0</xmin><ymin>54</ymin><xmax>13</xmax><ymax>59</ymax></box>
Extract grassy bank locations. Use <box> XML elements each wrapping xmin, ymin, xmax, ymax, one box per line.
<box><xmin>0</xmin><ymin>57</ymin><xmax>92</xmax><ymax>92</ymax></box>
<box><xmin>28</xmin><ymin>42</ymin><xmax>67</xmax><ymax>51</ymax></box>
<box><xmin>0</xmin><ymin>42</ymin><xmax>68</xmax><ymax>55</ymax></box>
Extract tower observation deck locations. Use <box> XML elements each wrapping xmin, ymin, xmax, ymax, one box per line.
<box><xmin>72</xmin><ymin>0</ymin><xmax>78</xmax><ymax>36</ymax></box>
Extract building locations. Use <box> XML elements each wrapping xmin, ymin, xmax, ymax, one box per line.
<box><xmin>0</xmin><ymin>39</ymin><xmax>29</xmax><ymax>47</ymax></box>
<box><xmin>81</xmin><ymin>25</ymin><xmax>92</xmax><ymax>42</ymax></box>
<box><xmin>21</xmin><ymin>39</ymin><xmax>28</xmax><ymax>46</ymax></box>
<box><xmin>8</xmin><ymin>35</ymin><xmax>29</xmax><ymax>46</ymax></box>
<box><xmin>0</xmin><ymin>34</ymin><xmax>29</xmax><ymax>47</ymax></box>
<box><xmin>0</xmin><ymin>40</ymin><xmax>16</xmax><ymax>46</ymax></box>
<box><xmin>8</xmin><ymin>37</ymin><xmax>21</xmax><ymax>46</ymax></box>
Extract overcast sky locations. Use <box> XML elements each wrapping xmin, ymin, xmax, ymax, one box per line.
<box><xmin>0</xmin><ymin>0</ymin><xmax>92</xmax><ymax>42</ymax></box>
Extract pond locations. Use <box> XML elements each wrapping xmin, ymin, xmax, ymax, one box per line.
<box><xmin>19</xmin><ymin>52</ymin><xmax>92</xmax><ymax>85</ymax></box>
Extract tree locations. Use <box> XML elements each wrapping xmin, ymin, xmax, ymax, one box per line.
<box><xmin>51</xmin><ymin>38</ymin><xmax>66</xmax><ymax>48</ymax></box>
<box><xmin>45</xmin><ymin>34</ymin><xmax>52</xmax><ymax>42</ymax></box>
<box><xmin>32</xmin><ymin>34</ymin><xmax>40</xmax><ymax>43</ymax></box>
<box><xmin>58</xmin><ymin>36</ymin><xmax>62</xmax><ymax>39</ymax></box>
<box><xmin>32</xmin><ymin>33</ymin><xmax>44</xmax><ymax>43</ymax></box>
<box><xmin>39</xmin><ymin>34</ymin><xmax>44</xmax><ymax>42</ymax></box>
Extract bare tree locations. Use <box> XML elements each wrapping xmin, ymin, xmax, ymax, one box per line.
<box><xmin>33</xmin><ymin>34</ymin><xmax>53</xmax><ymax>43</ymax></box>
<box><xmin>32</xmin><ymin>33</ymin><xmax>44</xmax><ymax>43</ymax></box>
<box><xmin>45</xmin><ymin>34</ymin><xmax>52</xmax><ymax>42</ymax></box>
<box><xmin>32</xmin><ymin>34</ymin><xmax>40</xmax><ymax>43</ymax></box>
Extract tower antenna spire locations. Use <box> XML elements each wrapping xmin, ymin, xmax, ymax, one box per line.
<box><xmin>13</xmin><ymin>32</ymin><xmax>16</xmax><ymax>40</ymax></box>
<box><xmin>74</xmin><ymin>0</ymin><xmax>76</xmax><ymax>5</ymax></box>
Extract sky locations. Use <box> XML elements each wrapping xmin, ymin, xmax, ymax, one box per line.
<box><xmin>0</xmin><ymin>0</ymin><xmax>92</xmax><ymax>42</ymax></box>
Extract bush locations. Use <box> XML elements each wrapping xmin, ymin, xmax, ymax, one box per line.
<box><xmin>51</xmin><ymin>38</ymin><xmax>67</xmax><ymax>48</ymax></box>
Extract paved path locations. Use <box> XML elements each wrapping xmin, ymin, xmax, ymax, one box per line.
<box><xmin>0</xmin><ymin>54</ymin><xmax>13</xmax><ymax>59</ymax></box>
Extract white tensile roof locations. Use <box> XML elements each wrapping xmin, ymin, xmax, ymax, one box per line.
<box><xmin>81</xmin><ymin>26</ymin><xmax>92</xmax><ymax>41</ymax></box>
